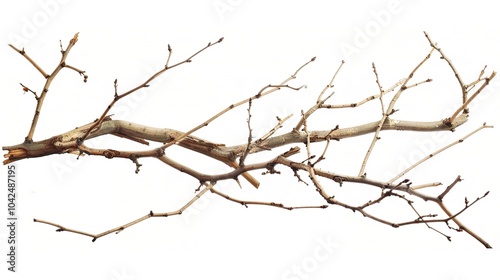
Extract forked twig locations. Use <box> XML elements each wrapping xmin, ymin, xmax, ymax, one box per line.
<box><xmin>294</xmin><ymin>60</ymin><xmax>344</xmax><ymax>131</ymax></box>
<box><xmin>10</xmin><ymin>32</ymin><xmax>82</xmax><ymax>142</ymax></box>
<box><xmin>358</xmin><ymin>47</ymin><xmax>435</xmax><ymax>176</ymax></box>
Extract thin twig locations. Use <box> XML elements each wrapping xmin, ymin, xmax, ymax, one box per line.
<box><xmin>321</xmin><ymin>78</ymin><xmax>406</xmax><ymax>109</ymax></box>
<box><xmin>317</xmin><ymin>60</ymin><xmax>344</xmax><ymax>102</ymax></box>
<box><xmin>411</xmin><ymin>182</ymin><xmax>442</xmax><ymax>190</ymax></box>
<box><xmin>20</xmin><ymin>83</ymin><xmax>39</xmax><ymax>99</ymax></box>
<box><xmin>424</xmin><ymin>31</ymin><xmax>467</xmax><ymax>104</ymax></box>
<box><xmin>239</xmin><ymin>98</ymin><xmax>253</xmax><ymax>166</ymax></box>
<box><xmin>438</xmin><ymin>175</ymin><xmax>462</xmax><ymax>201</ymax></box>
<box><xmin>210</xmin><ymin>187</ymin><xmax>328</xmax><ymax>210</ymax></box>
<box><xmin>165</xmin><ymin>44</ymin><xmax>172</xmax><ymax>68</ymax></box>
<box><xmin>64</xmin><ymin>64</ymin><xmax>88</xmax><ymax>82</ymax></box>
<box><xmin>403</xmin><ymin>78</ymin><xmax>432</xmax><ymax>89</ymax></box>
<box><xmin>387</xmin><ymin>123</ymin><xmax>493</xmax><ymax>184</ymax></box>
<box><xmin>35</xmin><ymin>182</ymin><xmax>215</xmax><ymax>242</ymax></box>
<box><xmin>255</xmin><ymin>114</ymin><xmax>293</xmax><ymax>144</ymax></box>
<box><xmin>372</xmin><ymin>63</ymin><xmax>386</xmax><ymax>126</ymax></box>
<box><xmin>8</xmin><ymin>45</ymin><xmax>49</xmax><ymax>78</ymax></box>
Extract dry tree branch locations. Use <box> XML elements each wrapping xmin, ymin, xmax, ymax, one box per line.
<box><xmin>35</xmin><ymin>182</ymin><xmax>216</xmax><ymax>241</ymax></box>
<box><xmin>294</xmin><ymin>59</ymin><xmax>343</xmax><ymax>131</ymax></box>
<box><xmin>2</xmin><ymin>33</ymin><xmax>496</xmax><ymax>247</ymax></box>
<box><xmin>448</xmin><ymin>71</ymin><xmax>496</xmax><ymax>124</ymax></box>
<box><xmin>8</xmin><ymin>44</ymin><xmax>49</xmax><ymax>78</ymax></box>
<box><xmin>424</xmin><ymin>32</ymin><xmax>497</xmax><ymax>125</ymax></box>
<box><xmin>153</xmin><ymin>58</ymin><xmax>311</xmax><ymax>187</ymax></box>
<box><xmin>239</xmin><ymin>99</ymin><xmax>254</xmax><ymax>169</ymax></box>
<box><xmin>255</xmin><ymin>114</ymin><xmax>293</xmax><ymax>145</ymax></box>
<box><xmin>210</xmin><ymin>187</ymin><xmax>328</xmax><ymax>210</ymax></box>
<box><xmin>320</xmin><ymin>78</ymin><xmax>406</xmax><ymax>109</ymax></box>
<box><xmin>358</xmin><ymin>47</ymin><xmax>435</xmax><ymax>176</ymax></box>
<box><xmin>163</xmin><ymin>74</ymin><xmax>309</xmax><ymax>151</ymax></box>
<box><xmin>10</xmin><ymin>32</ymin><xmax>82</xmax><ymax>143</ymax></box>
<box><xmin>410</xmin><ymin>182</ymin><xmax>442</xmax><ymax>190</ymax></box>
<box><xmin>80</xmin><ymin>37</ymin><xmax>225</xmax><ymax>142</ymax></box>
<box><xmin>424</xmin><ymin>31</ymin><xmax>467</xmax><ymax>104</ymax></box>
<box><xmin>19</xmin><ymin>83</ymin><xmax>38</xmax><ymax>99</ymax></box>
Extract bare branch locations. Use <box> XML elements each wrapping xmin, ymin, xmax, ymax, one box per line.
<box><xmin>438</xmin><ymin>175</ymin><xmax>462</xmax><ymax>201</ymax></box>
<box><xmin>358</xmin><ymin>47</ymin><xmax>435</xmax><ymax>176</ymax></box>
<box><xmin>35</xmin><ymin>182</ymin><xmax>215</xmax><ymax>242</ymax></box>
<box><xmin>255</xmin><ymin>114</ymin><xmax>293</xmax><ymax>144</ymax></box>
<box><xmin>239</xmin><ymin>98</ymin><xmax>254</xmax><ymax>167</ymax></box>
<box><xmin>8</xmin><ymin>44</ymin><xmax>49</xmax><ymax>78</ymax></box>
<box><xmin>80</xmin><ymin>37</ymin><xmax>225</xmax><ymax>142</ymax></box>
<box><xmin>321</xmin><ymin>78</ymin><xmax>406</xmax><ymax>109</ymax></box>
<box><xmin>424</xmin><ymin>31</ymin><xmax>467</xmax><ymax>103</ymax></box>
<box><xmin>3</xmin><ymin>33</ymin><xmax>495</xmax><ymax>248</ymax></box>
<box><xmin>163</xmin><ymin>82</ymin><xmax>307</xmax><ymax>151</ymax></box>
<box><xmin>211</xmin><ymin>187</ymin><xmax>328</xmax><ymax>210</ymax></box>
<box><xmin>10</xmin><ymin>32</ymin><xmax>82</xmax><ymax>142</ymax></box>
<box><xmin>294</xmin><ymin>60</ymin><xmax>344</xmax><ymax>131</ymax></box>
<box><xmin>447</xmin><ymin>71</ymin><xmax>496</xmax><ymax>125</ymax></box>
<box><xmin>438</xmin><ymin>191</ymin><xmax>491</xmax><ymax>248</ymax></box>
<box><xmin>19</xmin><ymin>83</ymin><xmax>39</xmax><ymax>99</ymax></box>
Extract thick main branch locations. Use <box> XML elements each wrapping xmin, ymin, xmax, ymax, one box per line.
<box><xmin>3</xmin><ymin>114</ymin><xmax>468</xmax><ymax>165</ymax></box>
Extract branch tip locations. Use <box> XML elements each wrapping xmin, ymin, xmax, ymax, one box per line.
<box><xmin>70</xmin><ymin>32</ymin><xmax>79</xmax><ymax>45</ymax></box>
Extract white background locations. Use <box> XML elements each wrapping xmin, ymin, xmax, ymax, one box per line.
<box><xmin>1</xmin><ymin>1</ymin><xmax>499</xmax><ymax>279</ymax></box>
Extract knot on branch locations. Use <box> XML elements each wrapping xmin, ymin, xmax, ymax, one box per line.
<box><xmin>263</xmin><ymin>162</ymin><xmax>280</xmax><ymax>175</ymax></box>
<box><xmin>155</xmin><ymin>148</ymin><xmax>165</xmax><ymax>157</ymax></box>
<box><xmin>442</xmin><ymin>117</ymin><xmax>453</xmax><ymax>127</ymax></box>
<box><xmin>103</xmin><ymin>149</ymin><xmax>119</xmax><ymax>159</ymax></box>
